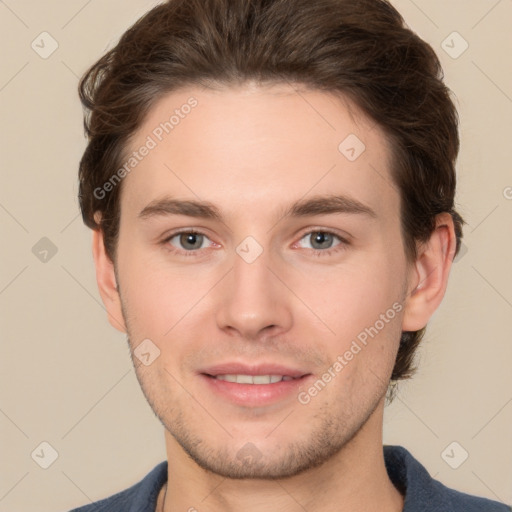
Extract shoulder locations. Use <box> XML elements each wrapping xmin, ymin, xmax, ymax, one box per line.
<box><xmin>384</xmin><ymin>445</ymin><xmax>511</xmax><ymax>512</ymax></box>
<box><xmin>440</xmin><ymin>482</ymin><xmax>512</xmax><ymax>512</ymax></box>
<box><xmin>67</xmin><ymin>461</ymin><xmax>167</xmax><ymax>512</ymax></box>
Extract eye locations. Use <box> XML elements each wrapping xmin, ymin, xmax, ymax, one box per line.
<box><xmin>161</xmin><ymin>229</ymin><xmax>348</xmax><ymax>258</ymax></box>
<box><xmin>295</xmin><ymin>230</ymin><xmax>348</xmax><ymax>256</ymax></box>
<box><xmin>164</xmin><ymin>230</ymin><xmax>212</xmax><ymax>253</ymax></box>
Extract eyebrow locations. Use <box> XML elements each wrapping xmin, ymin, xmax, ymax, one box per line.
<box><xmin>138</xmin><ymin>194</ymin><xmax>377</xmax><ymax>222</ymax></box>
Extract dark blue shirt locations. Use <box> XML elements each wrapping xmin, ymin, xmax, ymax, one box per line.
<box><xmin>69</xmin><ymin>445</ymin><xmax>511</xmax><ymax>511</ymax></box>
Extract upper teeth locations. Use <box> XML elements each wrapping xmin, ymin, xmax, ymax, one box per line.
<box><xmin>214</xmin><ymin>374</ymin><xmax>294</xmax><ymax>384</ymax></box>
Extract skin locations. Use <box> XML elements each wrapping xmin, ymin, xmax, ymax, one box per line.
<box><xmin>92</xmin><ymin>81</ymin><xmax>456</xmax><ymax>512</ymax></box>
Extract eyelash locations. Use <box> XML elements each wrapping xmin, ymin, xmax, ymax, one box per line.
<box><xmin>161</xmin><ymin>229</ymin><xmax>350</xmax><ymax>258</ymax></box>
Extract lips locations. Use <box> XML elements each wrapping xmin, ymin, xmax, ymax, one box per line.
<box><xmin>199</xmin><ymin>363</ymin><xmax>314</xmax><ymax>406</ymax></box>
<box><xmin>200</xmin><ymin>362</ymin><xmax>310</xmax><ymax>379</ymax></box>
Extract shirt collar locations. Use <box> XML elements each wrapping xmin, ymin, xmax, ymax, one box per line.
<box><xmin>384</xmin><ymin>445</ymin><xmax>452</xmax><ymax>511</ymax></box>
<box><xmin>137</xmin><ymin>445</ymin><xmax>453</xmax><ymax>512</ymax></box>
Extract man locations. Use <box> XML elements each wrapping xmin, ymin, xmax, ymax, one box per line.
<box><xmin>71</xmin><ymin>0</ymin><xmax>510</xmax><ymax>510</ymax></box>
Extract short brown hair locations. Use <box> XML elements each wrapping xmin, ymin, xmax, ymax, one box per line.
<box><xmin>78</xmin><ymin>0</ymin><xmax>464</xmax><ymax>387</ymax></box>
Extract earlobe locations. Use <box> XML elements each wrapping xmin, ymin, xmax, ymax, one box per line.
<box><xmin>91</xmin><ymin>226</ymin><xmax>127</xmax><ymax>333</ymax></box>
<box><xmin>401</xmin><ymin>213</ymin><xmax>457</xmax><ymax>332</ymax></box>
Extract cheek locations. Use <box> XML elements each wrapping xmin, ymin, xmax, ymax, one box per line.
<box><xmin>313</xmin><ymin>259</ymin><xmax>404</xmax><ymax>334</ymax></box>
<box><xmin>124</xmin><ymin>273</ymin><xmax>190</xmax><ymax>336</ymax></box>
<box><xmin>302</xmin><ymin>247</ymin><xmax>406</xmax><ymax>380</ymax></box>
<box><xmin>117</xmin><ymin>245</ymin><xmax>219</xmax><ymax>343</ymax></box>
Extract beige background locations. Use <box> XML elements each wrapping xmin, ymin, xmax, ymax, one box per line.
<box><xmin>1</xmin><ymin>0</ymin><xmax>511</xmax><ymax>510</ymax></box>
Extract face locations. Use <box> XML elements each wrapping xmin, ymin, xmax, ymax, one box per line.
<box><xmin>104</xmin><ymin>82</ymin><xmax>415</xmax><ymax>479</ymax></box>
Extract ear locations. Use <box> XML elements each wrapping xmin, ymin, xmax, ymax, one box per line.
<box><xmin>91</xmin><ymin>213</ymin><xmax>127</xmax><ymax>333</ymax></box>
<box><xmin>401</xmin><ymin>212</ymin><xmax>457</xmax><ymax>332</ymax></box>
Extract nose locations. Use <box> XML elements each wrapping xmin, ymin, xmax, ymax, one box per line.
<box><xmin>214</xmin><ymin>243</ymin><xmax>293</xmax><ymax>341</ymax></box>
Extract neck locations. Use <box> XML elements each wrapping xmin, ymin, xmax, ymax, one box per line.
<box><xmin>159</xmin><ymin>399</ymin><xmax>403</xmax><ymax>512</ymax></box>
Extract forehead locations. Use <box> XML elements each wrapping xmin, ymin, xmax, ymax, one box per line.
<box><xmin>121</xmin><ymin>82</ymin><xmax>398</xmax><ymax>222</ymax></box>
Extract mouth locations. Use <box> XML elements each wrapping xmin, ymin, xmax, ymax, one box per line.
<box><xmin>204</xmin><ymin>373</ymin><xmax>302</xmax><ymax>384</ymax></box>
<box><xmin>199</xmin><ymin>362</ymin><xmax>309</xmax><ymax>379</ymax></box>
<box><xmin>199</xmin><ymin>366</ymin><xmax>313</xmax><ymax>407</ymax></box>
